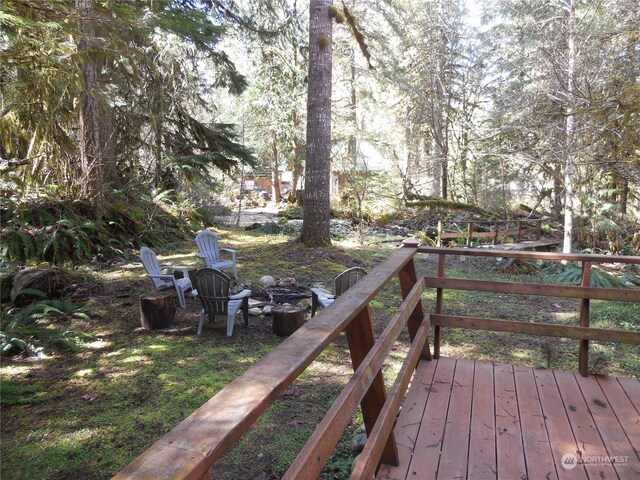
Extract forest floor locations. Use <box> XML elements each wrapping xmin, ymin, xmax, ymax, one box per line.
<box><xmin>1</xmin><ymin>227</ymin><xmax>638</xmax><ymax>480</ymax></box>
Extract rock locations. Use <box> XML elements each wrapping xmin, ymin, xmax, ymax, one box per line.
<box><xmin>259</xmin><ymin>275</ymin><xmax>275</xmax><ymax>287</ymax></box>
<box><xmin>350</xmin><ymin>432</ymin><xmax>367</xmax><ymax>454</ymax></box>
<box><xmin>249</xmin><ymin>298</ymin><xmax>266</xmax><ymax>308</ymax></box>
<box><xmin>276</xmin><ymin>277</ymin><xmax>296</xmax><ymax>287</ymax></box>
<box><xmin>360</xmin><ymin>424</ymin><xmax>366</xmax><ymax>433</ymax></box>
<box><xmin>262</xmin><ymin>305</ymin><xmax>273</xmax><ymax>315</ymax></box>
<box><xmin>248</xmin><ymin>307</ymin><xmax>263</xmax><ymax>316</ymax></box>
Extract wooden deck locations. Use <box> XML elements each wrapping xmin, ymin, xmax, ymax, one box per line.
<box><xmin>377</xmin><ymin>357</ymin><xmax>640</xmax><ymax>480</ymax></box>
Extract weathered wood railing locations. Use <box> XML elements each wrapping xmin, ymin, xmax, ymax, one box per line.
<box><xmin>114</xmin><ymin>243</ymin><xmax>639</xmax><ymax>480</ymax></box>
<box><xmin>420</xmin><ymin>246</ymin><xmax>640</xmax><ymax>376</ymax></box>
<box><xmin>114</xmin><ymin>240</ymin><xmax>429</xmax><ymax>480</ymax></box>
<box><xmin>437</xmin><ymin>218</ymin><xmax>544</xmax><ymax>246</ymax></box>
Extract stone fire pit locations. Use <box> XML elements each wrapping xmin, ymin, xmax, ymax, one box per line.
<box><xmin>244</xmin><ymin>276</ymin><xmax>314</xmax><ymax>316</ymax></box>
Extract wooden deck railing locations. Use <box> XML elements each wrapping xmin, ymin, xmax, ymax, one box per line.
<box><xmin>419</xmin><ymin>246</ymin><xmax>640</xmax><ymax>376</ymax></box>
<box><xmin>437</xmin><ymin>218</ymin><xmax>544</xmax><ymax>246</ymax></box>
<box><xmin>114</xmin><ymin>242</ymin><xmax>639</xmax><ymax>480</ymax></box>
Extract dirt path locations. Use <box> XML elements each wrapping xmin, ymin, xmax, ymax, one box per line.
<box><xmin>221</xmin><ymin>205</ymin><xmax>281</xmax><ymax>226</ymax></box>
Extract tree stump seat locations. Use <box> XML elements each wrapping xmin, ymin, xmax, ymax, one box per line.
<box><xmin>140</xmin><ymin>292</ymin><xmax>176</xmax><ymax>329</ymax></box>
<box><xmin>272</xmin><ymin>305</ymin><xmax>305</xmax><ymax>337</ymax></box>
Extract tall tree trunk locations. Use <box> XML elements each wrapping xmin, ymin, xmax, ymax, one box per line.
<box><xmin>562</xmin><ymin>0</ymin><xmax>576</xmax><ymax>254</ymax></box>
<box><xmin>431</xmin><ymin>137</ymin><xmax>442</xmax><ymax>197</ymax></box>
<box><xmin>430</xmin><ymin>0</ymin><xmax>447</xmax><ymax>199</ymax></box>
<box><xmin>76</xmin><ymin>0</ymin><xmax>104</xmax><ymax>220</ymax></box>
<box><xmin>288</xmin><ymin>0</ymin><xmax>304</xmax><ymax>204</ymax></box>
<box><xmin>271</xmin><ymin>131</ymin><xmax>283</xmax><ymax>202</ymax></box>
<box><xmin>553</xmin><ymin>162</ymin><xmax>563</xmax><ymax>218</ymax></box>
<box><xmin>405</xmin><ymin>107</ymin><xmax>420</xmax><ymax>184</ymax></box>
<box><xmin>301</xmin><ymin>0</ymin><xmax>333</xmax><ymax>246</ymax></box>
<box><xmin>619</xmin><ymin>176</ymin><xmax>628</xmax><ymax>214</ymax></box>
<box><xmin>152</xmin><ymin>77</ymin><xmax>164</xmax><ymax>189</ymax></box>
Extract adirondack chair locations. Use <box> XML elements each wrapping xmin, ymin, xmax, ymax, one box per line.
<box><xmin>310</xmin><ymin>267</ymin><xmax>367</xmax><ymax>317</ymax></box>
<box><xmin>194</xmin><ymin>231</ymin><xmax>238</xmax><ymax>280</ymax></box>
<box><xmin>139</xmin><ymin>247</ymin><xmax>192</xmax><ymax>308</ymax></box>
<box><xmin>191</xmin><ymin>268</ymin><xmax>252</xmax><ymax>337</ymax></box>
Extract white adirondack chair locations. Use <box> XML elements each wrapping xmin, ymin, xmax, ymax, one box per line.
<box><xmin>310</xmin><ymin>267</ymin><xmax>367</xmax><ymax>317</ymax></box>
<box><xmin>191</xmin><ymin>268</ymin><xmax>251</xmax><ymax>336</ymax></box>
<box><xmin>194</xmin><ymin>230</ymin><xmax>237</xmax><ymax>280</ymax></box>
<box><xmin>139</xmin><ymin>247</ymin><xmax>192</xmax><ymax>308</ymax></box>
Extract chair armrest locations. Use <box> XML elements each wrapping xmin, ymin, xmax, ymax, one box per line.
<box><xmin>309</xmin><ymin>287</ymin><xmax>334</xmax><ymax>299</ymax></box>
<box><xmin>230</xmin><ymin>289</ymin><xmax>252</xmax><ymax>300</ymax></box>
<box><xmin>219</xmin><ymin>248</ymin><xmax>236</xmax><ymax>261</ymax></box>
<box><xmin>148</xmin><ymin>273</ymin><xmax>175</xmax><ymax>281</ymax></box>
<box><xmin>195</xmin><ymin>253</ymin><xmax>207</xmax><ymax>259</ymax></box>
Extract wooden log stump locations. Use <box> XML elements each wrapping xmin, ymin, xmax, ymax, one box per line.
<box><xmin>272</xmin><ymin>305</ymin><xmax>305</xmax><ymax>337</ymax></box>
<box><xmin>140</xmin><ymin>292</ymin><xmax>176</xmax><ymax>329</ymax></box>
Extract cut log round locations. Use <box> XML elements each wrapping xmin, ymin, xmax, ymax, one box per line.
<box><xmin>272</xmin><ymin>305</ymin><xmax>305</xmax><ymax>337</ymax></box>
<box><xmin>140</xmin><ymin>292</ymin><xmax>176</xmax><ymax>329</ymax></box>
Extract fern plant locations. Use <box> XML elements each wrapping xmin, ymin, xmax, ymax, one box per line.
<box><xmin>1</xmin><ymin>230</ymin><xmax>37</xmax><ymax>263</ymax></box>
<box><xmin>1</xmin><ymin>296</ymin><xmax>93</xmax><ymax>356</ymax></box>
<box><xmin>541</xmin><ymin>262</ymin><xmax>627</xmax><ymax>288</ymax></box>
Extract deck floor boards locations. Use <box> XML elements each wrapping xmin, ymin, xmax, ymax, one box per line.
<box><xmin>377</xmin><ymin>358</ymin><xmax>640</xmax><ymax>480</ymax></box>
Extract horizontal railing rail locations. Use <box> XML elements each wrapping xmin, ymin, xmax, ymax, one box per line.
<box><xmin>437</xmin><ymin>218</ymin><xmax>544</xmax><ymax>246</ymax></box>
<box><xmin>418</xmin><ymin>246</ymin><xmax>640</xmax><ymax>376</ymax></box>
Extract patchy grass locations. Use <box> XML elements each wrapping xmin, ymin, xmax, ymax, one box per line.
<box><xmin>1</xmin><ymin>229</ymin><xmax>638</xmax><ymax>479</ymax></box>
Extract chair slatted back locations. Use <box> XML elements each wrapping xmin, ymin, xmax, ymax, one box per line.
<box><xmin>195</xmin><ymin>231</ymin><xmax>221</xmax><ymax>265</ymax></box>
<box><xmin>334</xmin><ymin>267</ymin><xmax>367</xmax><ymax>297</ymax></box>
<box><xmin>192</xmin><ymin>268</ymin><xmax>231</xmax><ymax>317</ymax></box>
<box><xmin>140</xmin><ymin>247</ymin><xmax>169</xmax><ymax>289</ymax></box>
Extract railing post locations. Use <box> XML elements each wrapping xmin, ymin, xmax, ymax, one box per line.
<box><xmin>579</xmin><ymin>261</ymin><xmax>592</xmax><ymax>376</ymax></box>
<box><xmin>516</xmin><ymin>221</ymin><xmax>522</xmax><ymax>242</ymax></box>
<box><xmin>399</xmin><ymin>239</ymin><xmax>431</xmax><ymax>361</ymax></box>
<box><xmin>536</xmin><ymin>220</ymin><xmax>542</xmax><ymax>240</ymax></box>
<box><xmin>467</xmin><ymin>222</ymin><xmax>474</xmax><ymax>247</ymax></box>
<box><xmin>344</xmin><ymin>305</ymin><xmax>399</xmax><ymax>466</ymax></box>
<box><xmin>492</xmin><ymin>221</ymin><xmax>499</xmax><ymax>245</ymax></box>
<box><xmin>434</xmin><ymin>253</ymin><xmax>446</xmax><ymax>358</ymax></box>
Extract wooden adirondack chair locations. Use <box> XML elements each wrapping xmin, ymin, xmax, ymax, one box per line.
<box><xmin>310</xmin><ymin>267</ymin><xmax>367</xmax><ymax>317</ymax></box>
<box><xmin>139</xmin><ymin>247</ymin><xmax>192</xmax><ymax>308</ymax></box>
<box><xmin>194</xmin><ymin>231</ymin><xmax>238</xmax><ymax>280</ymax></box>
<box><xmin>191</xmin><ymin>268</ymin><xmax>251</xmax><ymax>337</ymax></box>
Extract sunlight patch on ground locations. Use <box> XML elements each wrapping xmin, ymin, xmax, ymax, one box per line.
<box><xmin>146</xmin><ymin>344</ymin><xmax>169</xmax><ymax>351</ymax></box>
<box><xmin>121</xmin><ymin>355</ymin><xmax>150</xmax><ymax>363</ymax></box>
<box><xmin>73</xmin><ymin>368</ymin><xmax>94</xmax><ymax>377</ymax></box>
<box><xmin>161</xmin><ymin>252</ymin><xmax>199</xmax><ymax>264</ymax></box>
<box><xmin>56</xmin><ymin>426</ymin><xmax>111</xmax><ymax>447</ymax></box>
<box><xmin>0</xmin><ymin>364</ymin><xmax>38</xmax><ymax>376</ymax></box>
<box><xmin>100</xmin><ymin>269</ymin><xmax>139</xmax><ymax>280</ymax></box>
<box><xmin>84</xmin><ymin>340</ymin><xmax>113</xmax><ymax>349</ymax></box>
<box><xmin>551</xmin><ymin>311</ymin><xmax>577</xmax><ymax>322</ymax></box>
